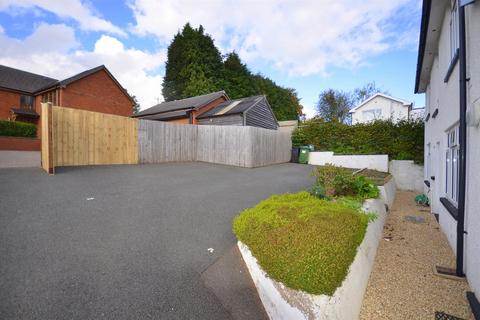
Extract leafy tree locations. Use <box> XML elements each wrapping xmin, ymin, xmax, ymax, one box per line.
<box><xmin>162</xmin><ymin>23</ymin><xmax>224</xmax><ymax>101</ymax></box>
<box><xmin>352</xmin><ymin>82</ymin><xmax>389</xmax><ymax>106</ymax></box>
<box><xmin>131</xmin><ymin>95</ymin><xmax>141</xmax><ymax>115</ymax></box>
<box><xmin>315</xmin><ymin>89</ymin><xmax>352</xmax><ymax>122</ymax></box>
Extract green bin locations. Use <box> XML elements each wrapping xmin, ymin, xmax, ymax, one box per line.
<box><xmin>298</xmin><ymin>146</ymin><xmax>310</xmax><ymax>164</ymax></box>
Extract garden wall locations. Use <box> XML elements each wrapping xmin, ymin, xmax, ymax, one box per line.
<box><xmin>389</xmin><ymin>160</ymin><xmax>424</xmax><ymax>193</ymax></box>
<box><xmin>0</xmin><ymin>136</ymin><xmax>40</xmax><ymax>151</ymax></box>
<box><xmin>239</xmin><ymin>198</ymin><xmax>387</xmax><ymax>320</ymax></box>
<box><xmin>308</xmin><ymin>151</ymin><xmax>389</xmax><ymax>172</ymax></box>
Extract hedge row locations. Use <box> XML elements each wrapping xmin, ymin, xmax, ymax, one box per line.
<box><xmin>292</xmin><ymin>119</ymin><xmax>424</xmax><ymax>164</ymax></box>
<box><xmin>0</xmin><ymin>120</ymin><xmax>37</xmax><ymax>138</ymax></box>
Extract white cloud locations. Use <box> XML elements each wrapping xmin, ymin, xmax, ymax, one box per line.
<box><xmin>129</xmin><ymin>0</ymin><xmax>418</xmax><ymax>76</ymax></box>
<box><xmin>0</xmin><ymin>0</ymin><xmax>126</xmax><ymax>36</ymax></box>
<box><xmin>0</xmin><ymin>24</ymin><xmax>165</xmax><ymax>109</ymax></box>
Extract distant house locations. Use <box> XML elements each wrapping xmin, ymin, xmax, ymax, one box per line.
<box><xmin>349</xmin><ymin>93</ymin><xmax>413</xmax><ymax>124</ymax></box>
<box><xmin>0</xmin><ymin>64</ymin><xmax>134</xmax><ymax>136</ymax></box>
<box><xmin>133</xmin><ymin>91</ymin><xmax>229</xmax><ymax>124</ymax></box>
<box><xmin>415</xmin><ymin>0</ymin><xmax>480</xmax><ymax>307</ymax></box>
<box><xmin>197</xmin><ymin>95</ymin><xmax>278</xmax><ymax>130</ymax></box>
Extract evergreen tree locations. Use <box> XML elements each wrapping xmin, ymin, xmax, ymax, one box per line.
<box><xmin>162</xmin><ymin>23</ymin><xmax>224</xmax><ymax>101</ymax></box>
<box><xmin>222</xmin><ymin>52</ymin><xmax>258</xmax><ymax>99</ymax></box>
<box><xmin>131</xmin><ymin>95</ymin><xmax>141</xmax><ymax>115</ymax></box>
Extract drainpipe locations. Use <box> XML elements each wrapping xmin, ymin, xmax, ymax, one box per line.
<box><xmin>456</xmin><ymin>0</ymin><xmax>475</xmax><ymax>277</ymax></box>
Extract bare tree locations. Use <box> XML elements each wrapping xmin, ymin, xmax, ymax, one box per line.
<box><xmin>315</xmin><ymin>89</ymin><xmax>352</xmax><ymax>122</ymax></box>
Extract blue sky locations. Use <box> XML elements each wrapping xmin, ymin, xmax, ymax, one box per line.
<box><xmin>0</xmin><ymin>0</ymin><xmax>424</xmax><ymax>118</ymax></box>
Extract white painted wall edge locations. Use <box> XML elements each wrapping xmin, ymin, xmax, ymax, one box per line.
<box><xmin>308</xmin><ymin>152</ymin><xmax>389</xmax><ymax>172</ymax></box>
<box><xmin>238</xmin><ymin>198</ymin><xmax>388</xmax><ymax>320</ymax></box>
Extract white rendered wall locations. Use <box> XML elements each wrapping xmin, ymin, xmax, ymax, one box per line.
<box><xmin>351</xmin><ymin>95</ymin><xmax>409</xmax><ymax>124</ymax></box>
<box><xmin>389</xmin><ymin>160</ymin><xmax>424</xmax><ymax>193</ymax></box>
<box><xmin>308</xmin><ymin>151</ymin><xmax>389</xmax><ymax>172</ymax></box>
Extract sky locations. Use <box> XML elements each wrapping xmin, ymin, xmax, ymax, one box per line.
<box><xmin>0</xmin><ymin>0</ymin><xmax>425</xmax><ymax>118</ymax></box>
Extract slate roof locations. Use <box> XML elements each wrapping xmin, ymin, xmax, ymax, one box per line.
<box><xmin>197</xmin><ymin>95</ymin><xmax>264</xmax><ymax>119</ymax></box>
<box><xmin>0</xmin><ymin>65</ymin><xmax>58</xmax><ymax>93</ymax></box>
<box><xmin>134</xmin><ymin>91</ymin><xmax>228</xmax><ymax>117</ymax></box>
<box><xmin>0</xmin><ymin>65</ymin><xmax>132</xmax><ymax>103</ymax></box>
<box><xmin>138</xmin><ymin>109</ymin><xmax>189</xmax><ymax>121</ymax></box>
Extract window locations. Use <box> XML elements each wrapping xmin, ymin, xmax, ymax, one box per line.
<box><xmin>445</xmin><ymin>126</ymin><xmax>459</xmax><ymax>204</ymax></box>
<box><xmin>362</xmin><ymin>109</ymin><xmax>382</xmax><ymax>121</ymax></box>
<box><xmin>20</xmin><ymin>95</ymin><xmax>34</xmax><ymax>109</ymax></box>
<box><xmin>41</xmin><ymin>90</ymin><xmax>57</xmax><ymax>105</ymax></box>
<box><xmin>450</xmin><ymin>0</ymin><xmax>459</xmax><ymax>60</ymax></box>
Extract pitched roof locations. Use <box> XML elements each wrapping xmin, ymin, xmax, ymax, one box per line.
<box><xmin>0</xmin><ymin>65</ymin><xmax>58</xmax><ymax>93</ymax></box>
<box><xmin>0</xmin><ymin>65</ymin><xmax>133</xmax><ymax>104</ymax></box>
<box><xmin>349</xmin><ymin>93</ymin><xmax>412</xmax><ymax>114</ymax></box>
<box><xmin>134</xmin><ymin>91</ymin><xmax>228</xmax><ymax>117</ymax></box>
<box><xmin>197</xmin><ymin>95</ymin><xmax>265</xmax><ymax>119</ymax></box>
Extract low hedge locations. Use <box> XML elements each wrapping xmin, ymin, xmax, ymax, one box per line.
<box><xmin>292</xmin><ymin>119</ymin><xmax>424</xmax><ymax>164</ymax></box>
<box><xmin>233</xmin><ymin>192</ymin><xmax>371</xmax><ymax>295</ymax></box>
<box><xmin>0</xmin><ymin>120</ymin><xmax>37</xmax><ymax>138</ymax></box>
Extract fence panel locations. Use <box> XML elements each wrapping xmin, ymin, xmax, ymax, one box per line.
<box><xmin>138</xmin><ymin>120</ymin><xmax>197</xmax><ymax>163</ymax></box>
<box><xmin>50</xmin><ymin>106</ymin><xmax>138</xmax><ymax>168</ymax></box>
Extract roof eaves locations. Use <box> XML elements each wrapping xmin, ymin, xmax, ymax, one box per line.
<box><xmin>193</xmin><ymin>90</ymin><xmax>229</xmax><ymax>110</ymax></box>
<box><xmin>415</xmin><ymin>0</ymin><xmax>432</xmax><ymax>93</ymax></box>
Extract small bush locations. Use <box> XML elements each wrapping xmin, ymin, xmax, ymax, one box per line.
<box><xmin>0</xmin><ymin>120</ymin><xmax>36</xmax><ymax>138</ymax></box>
<box><xmin>292</xmin><ymin>119</ymin><xmax>424</xmax><ymax>163</ymax></box>
<box><xmin>312</xmin><ymin>164</ymin><xmax>380</xmax><ymax>200</ymax></box>
<box><xmin>233</xmin><ymin>192</ymin><xmax>370</xmax><ymax>295</ymax></box>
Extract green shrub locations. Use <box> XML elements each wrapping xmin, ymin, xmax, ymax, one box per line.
<box><xmin>292</xmin><ymin>119</ymin><xmax>424</xmax><ymax>163</ymax></box>
<box><xmin>233</xmin><ymin>192</ymin><xmax>370</xmax><ymax>295</ymax></box>
<box><xmin>0</xmin><ymin>120</ymin><xmax>36</xmax><ymax>138</ymax></box>
<box><xmin>312</xmin><ymin>165</ymin><xmax>380</xmax><ymax>200</ymax></box>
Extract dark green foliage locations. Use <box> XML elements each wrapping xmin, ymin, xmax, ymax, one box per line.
<box><xmin>161</xmin><ymin>23</ymin><xmax>302</xmax><ymax>120</ymax></box>
<box><xmin>312</xmin><ymin>165</ymin><xmax>380</xmax><ymax>200</ymax></box>
<box><xmin>162</xmin><ymin>24</ymin><xmax>224</xmax><ymax>101</ymax></box>
<box><xmin>0</xmin><ymin>120</ymin><xmax>36</xmax><ymax>137</ymax></box>
<box><xmin>292</xmin><ymin>119</ymin><xmax>424</xmax><ymax>163</ymax></box>
<box><xmin>222</xmin><ymin>52</ymin><xmax>259</xmax><ymax>99</ymax></box>
<box><xmin>233</xmin><ymin>192</ymin><xmax>370</xmax><ymax>295</ymax></box>
<box><xmin>131</xmin><ymin>95</ymin><xmax>141</xmax><ymax>115</ymax></box>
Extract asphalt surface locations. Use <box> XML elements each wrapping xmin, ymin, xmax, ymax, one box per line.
<box><xmin>0</xmin><ymin>162</ymin><xmax>315</xmax><ymax>320</ymax></box>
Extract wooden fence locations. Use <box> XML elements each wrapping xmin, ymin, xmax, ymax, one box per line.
<box><xmin>138</xmin><ymin>120</ymin><xmax>291</xmax><ymax>168</ymax></box>
<box><xmin>41</xmin><ymin>104</ymin><xmax>291</xmax><ymax>173</ymax></box>
<box><xmin>41</xmin><ymin>103</ymin><xmax>138</xmax><ymax>173</ymax></box>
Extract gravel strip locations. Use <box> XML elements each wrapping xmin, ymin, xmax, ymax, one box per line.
<box><xmin>360</xmin><ymin>191</ymin><xmax>474</xmax><ymax>320</ymax></box>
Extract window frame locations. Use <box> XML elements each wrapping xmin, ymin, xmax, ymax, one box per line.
<box><xmin>445</xmin><ymin>125</ymin><xmax>460</xmax><ymax>205</ymax></box>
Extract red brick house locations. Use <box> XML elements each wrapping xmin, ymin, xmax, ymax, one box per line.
<box><xmin>0</xmin><ymin>64</ymin><xmax>134</xmax><ymax>138</ymax></box>
<box><xmin>133</xmin><ymin>91</ymin><xmax>229</xmax><ymax>124</ymax></box>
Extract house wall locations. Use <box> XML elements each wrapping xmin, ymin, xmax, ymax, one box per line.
<box><xmin>197</xmin><ymin>114</ymin><xmax>243</xmax><ymax>126</ymax></box>
<box><xmin>351</xmin><ymin>95</ymin><xmax>409</xmax><ymax>124</ymax></box>
<box><xmin>60</xmin><ymin>69</ymin><xmax>132</xmax><ymax>117</ymax></box>
<box><xmin>423</xmin><ymin>2</ymin><xmax>480</xmax><ymax>295</ymax></box>
<box><xmin>0</xmin><ymin>89</ymin><xmax>21</xmax><ymax>120</ymax></box>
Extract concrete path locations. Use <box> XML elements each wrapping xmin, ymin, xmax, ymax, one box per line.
<box><xmin>0</xmin><ymin>162</ymin><xmax>315</xmax><ymax>320</ymax></box>
<box><xmin>360</xmin><ymin>191</ymin><xmax>474</xmax><ymax>319</ymax></box>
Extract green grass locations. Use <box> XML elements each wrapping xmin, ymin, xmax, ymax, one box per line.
<box><xmin>233</xmin><ymin>191</ymin><xmax>371</xmax><ymax>295</ymax></box>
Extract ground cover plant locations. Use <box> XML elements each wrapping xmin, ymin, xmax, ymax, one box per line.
<box><xmin>0</xmin><ymin>120</ymin><xmax>36</xmax><ymax>138</ymax></box>
<box><xmin>233</xmin><ymin>192</ymin><xmax>372</xmax><ymax>295</ymax></box>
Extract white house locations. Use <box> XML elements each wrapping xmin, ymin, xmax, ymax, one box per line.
<box><xmin>415</xmin><ymin>0</ymin><xmax>480</xmax><ymax>312</ymax></box>
<box><xmin>349</xmin><ymin>93</ymin><xmax>413</xmax><ymax>124</ymax></box>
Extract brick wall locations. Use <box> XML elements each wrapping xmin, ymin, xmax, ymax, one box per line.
<box><xmin>61</xmin><ymin>69</ymin><xmax>133</xmax><ymax>117</ymax></box>
<box><xmin>0</xmin><ymin>90</ymin><xmax>21</xmax><ymax>120</ymax></box>
<box><xmin>0</xmin><ymin>136</ymin><xmax>40</xmax><ymax>151</ymax></box>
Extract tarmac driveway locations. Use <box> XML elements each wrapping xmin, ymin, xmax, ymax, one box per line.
<box><xmin>0</xmin><ymin>162</ymin><xmax>315</xmax><ymax>320</ymax></box>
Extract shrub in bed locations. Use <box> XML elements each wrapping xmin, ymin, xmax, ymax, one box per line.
<box><xmin>0</xmin><ymin>120</ymin><xmax>37</xmax><ymax>138</ymax></box>
<box><xmin>233</xmin><ymin>192</ymin><xmax>371</xmax><ymax>295</ymax></box>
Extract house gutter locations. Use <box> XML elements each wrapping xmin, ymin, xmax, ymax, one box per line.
<box><xmin>456</xmin><ymin>0</ymin><xmax>475</xmax><ymax>278</ymax></box>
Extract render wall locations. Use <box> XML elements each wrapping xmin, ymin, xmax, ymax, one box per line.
<box><xmin>423</xmin><ymin>2</ymin><xmax>480</xmax><ymax>295</ymax></box>
<box><xmin>351</xmin><ymin>95</ymin><xmax>409</xmax><ymax>124</ymax></box>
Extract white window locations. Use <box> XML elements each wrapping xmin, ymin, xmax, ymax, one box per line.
<box><xmin>362</xmin><ymin>109</ymin><xmax>382</xmax><ymax>121</ymax></box>
<box><xmin>450</xmin><ymin>0</ymin><xmax>459</xmax><ymax>60</ymax></box>
<box><xmin>445</xmin><ymin>126</ymin><xmax>459</xmax><ymax>204</ymax></box>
